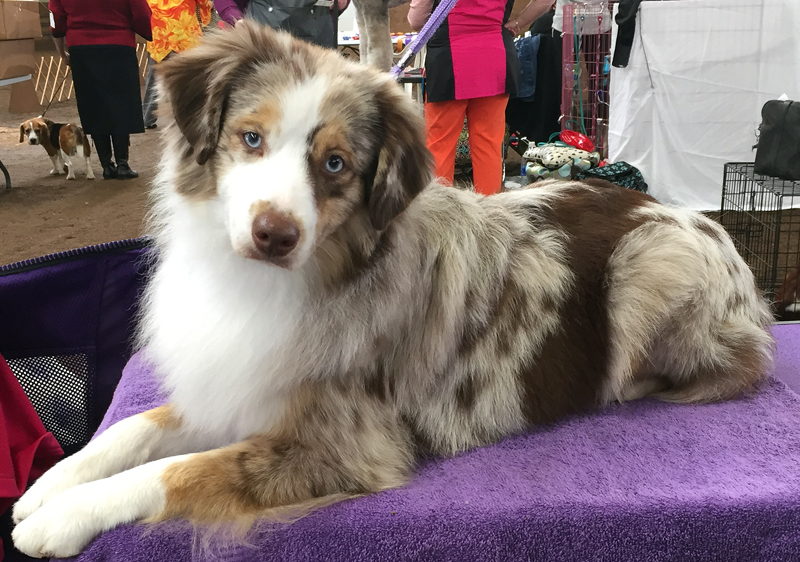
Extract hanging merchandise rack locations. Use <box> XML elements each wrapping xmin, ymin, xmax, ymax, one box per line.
<box><xmin>560</xmin><ymin>1</ymin><xmax>614</xmax><ymax>159</ymax></box>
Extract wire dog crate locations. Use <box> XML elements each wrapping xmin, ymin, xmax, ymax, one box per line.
<box><xmin>561</xmin><ymin>1</ymin><xmax>613</xmax><ymax>159</ymax></box>
<box><xmin>719</xmin><ymin>163</ymin><xmax>800</xmax><ymax>320</ymax></box>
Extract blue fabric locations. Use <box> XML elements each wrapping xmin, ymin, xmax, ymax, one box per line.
<box><xmin>512</xmin><ymin>34</ymin><xmax>540</xmax><ymax>101</ymax></box>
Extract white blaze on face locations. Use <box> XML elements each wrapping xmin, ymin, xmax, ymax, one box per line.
<box><xmin>28</xmin><ymin>128</ymin><xmax>38</xmax><ymax>144</ymax></box>
<box><xmin>219</xmin><ymin>76</ymin><xmax>329</xmax><ymax>267</ymax></box>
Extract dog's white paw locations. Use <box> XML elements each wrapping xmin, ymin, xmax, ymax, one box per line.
<box><xmin>66</xmin><ymin>173</ymin><xmax>76</xmax><ymax>180</ymax></box>
<box><xmin>49</xmin><ymin>169</ymin><xmax>61</xmax><ymax>175</ymax></box>
<box><xmin>12</xmin><ymin>490</ymin><xmax>100</xmax><ymax>558</ymax></box>
<box><xmin>87</xmin><ymin>170</ymin><xmax>95</xmax><ymax>180</ymax></box>
<box><xmin>11</xmin><ymin>489</ymin><xmax>44</xmax><ymax>525</ymax></box>
<box><xmin>12</xmin><ymin>459</ymin><xmax>82</xmax><ymax>524</ymax></box>
<box><xmin>13</xmin><ymin>458</ymin><xmax>175</xmax><ymax>558</ymax></box>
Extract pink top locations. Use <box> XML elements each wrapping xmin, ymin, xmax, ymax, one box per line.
<box><xmin>409</xmin><ymin>0</ymin><xmax>511</xmax><ymax>101</ymax></box>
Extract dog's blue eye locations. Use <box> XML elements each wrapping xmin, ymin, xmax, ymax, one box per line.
<box><xmin>325</xmin><ymin>155</ymin><xmax>344</xmax><ymax>173</ymax></box>
<box><xmin>243</xmin><ymin>132</ymin><xmax>261</xmax><ymax>149</ymax></box>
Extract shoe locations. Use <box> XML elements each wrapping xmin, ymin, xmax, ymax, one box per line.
<box><xmin>103</xmin><ymin>164</ymin><xmax>118</xmax><ymax>179</ymax></box>
<box><xmin>116</xmin><ymin>161</ymin><xmax>139</xmax><ymax>179</ymax></box>
<box><xmin>112</xmin><ymin>134</ymin><xmax>139</xmax><ymax>179</ymax></box>
<box><xmin>93</xmin><ymin>136</ymin><xmax>117</xmax><ymax>180</ymax></box>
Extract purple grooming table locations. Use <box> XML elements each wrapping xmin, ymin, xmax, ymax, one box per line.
<box><xmin>56</xmin><ymin>325</ymin><xmax>800</xmax><ymax>562</ymax></box>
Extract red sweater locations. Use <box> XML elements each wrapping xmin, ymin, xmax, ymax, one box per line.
<box><xmin>0</xmin><ymin>353</ymin><xmax>63</xmax><ymax>561</ymax></box>
<box><xmin>49</xmin><ymin>0</ymin><xmax>152</xmax><ymax>48</ymax></box>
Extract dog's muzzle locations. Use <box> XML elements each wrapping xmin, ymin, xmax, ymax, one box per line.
<box><xmin>28</xmin><ymin>138</ymin><xmax>38</xmax><ymax>145</ymax></box>
<box><xmin>251</xmin><ymin>209</ymin><xmax>301</xmax><ymax>266</ymax></box>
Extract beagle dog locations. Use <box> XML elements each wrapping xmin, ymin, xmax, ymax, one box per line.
<box><xmin>19</xmin><ymin>117</ymin><xmax>94</xmax><ymax>180</ymax></box>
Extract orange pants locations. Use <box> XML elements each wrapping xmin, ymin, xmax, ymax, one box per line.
<box><xmin>425</xmin><ymin>94</ymin><xmax>509</xmax><ymax>195</ymax></box>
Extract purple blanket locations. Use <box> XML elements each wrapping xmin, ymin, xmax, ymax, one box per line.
<box><xmin>63</xmin><ymin>325</ymin><xmax>800</xmax><ymax>561</ymax></box>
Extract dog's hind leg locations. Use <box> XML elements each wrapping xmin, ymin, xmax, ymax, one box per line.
<box><xmin>650</xmin><ymin>325</ymin><xmax>773</xmax><ymax>403</ymax></box>
<box><xmin>648</xmin><ymin>286</ymin><xmax>773</xmax><ymax>403</ymax></box>
<box><xmin>355</xmin><ymin>0</ymin><xmax>393</xmax><ymax>70</ymax></box>
<box><xmin>367</xmin><ymin>16</ymin><xmax>393</xmax><ymax>70</ymax></box>
<box><xmin>82</xmin><ymin>135</ymin><xmax>95</xmax><ymax>180</ymax></box>
<box><xmin>604</xmin><ymin>218</ymin><xmax>774</xmax><ymax>405</ymax></box>
<box><xmin>12</xmin><ymin>405</ymin><xmax>217</xmax><ymax>527</ymax></box>
<box><xmin>60</xmin><ymin>149</ymin><xmax>75</xmax><ymax>180</ymax></box>
<box><xmin>354</xmin><ymin>3</ymin><xmax>370</xmax><ymax>65</ymax></box>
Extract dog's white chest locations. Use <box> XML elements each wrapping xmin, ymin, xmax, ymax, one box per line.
<box><xmin>143</xmin><ymin>246</ymin><xmax>308</xmax><ymax>443</ymax></box>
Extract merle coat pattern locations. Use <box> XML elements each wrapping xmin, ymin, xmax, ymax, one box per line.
<box><xmin>12</xmin><ymin>24</ymin><xmax>773</xmax><ymax>559</ymax></box>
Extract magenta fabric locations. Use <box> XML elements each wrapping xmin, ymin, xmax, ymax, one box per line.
<box><xmin>211</xmin><ymin>0</ymin><xmax>248</xmax><ymax>25</ymax></box>
<box><xmin>54</xmin><ymin>324</ymin><xmax>800</xmax><ymax>562</ymax></box>
<box><xmin>448</xmin><ymin>0</ymin><xmax>507</xmax><ymax>100</ymax></box>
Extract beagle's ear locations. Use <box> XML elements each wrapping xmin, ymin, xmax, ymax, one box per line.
<box><xmin>157</xmin><ymin>23</ymin><xmax>290</xmax><ymax>166</ymax></box>
<box><xmin>365</xmin><ymin>80</ymin><xmax>433</xmax><ymax>231</ymax></box>
<box><xmin>19</xmin><ymin>124</ymin><xmax>25</xmax><ymax>144</ymax></box>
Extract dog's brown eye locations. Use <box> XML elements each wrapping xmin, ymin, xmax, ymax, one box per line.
<box><xmin>243</xmin><ymin>132</ymin><xmax>261</xmax><ymax>149</ymax></box>
<box><xmin>325</xmin><ymin>155</ymin><xmax>344</xmax><ymax>173</ymax></box>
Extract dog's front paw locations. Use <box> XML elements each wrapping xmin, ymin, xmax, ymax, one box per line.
<box><xmin>49</xmin><ymin>168</ymin><xmax>61</xmax><ymax>175</ymax></box>
<box><xmin>13</xmin><ymin>460</ymin><xmax>171</xmax><ymax>558</ymax></box>
<box><xmin>12</xmin><ymin>492</ymin><xmax>100</xmax><ymax>558</ymax></box>
<box><xmin>13</xmin><ymin>459</ymin><xmax>81</xmax><ymax>523</ymax></box>
<box><xmin>12</xmin><ymin>489</ymin><xmax>44</xmax><ymax>525</ymax></box>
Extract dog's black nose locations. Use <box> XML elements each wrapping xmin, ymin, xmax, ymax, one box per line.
<box><xmin>252</xmin><ymin>211</ymin><xmax>301</xmax><ymax>259</ymax></box>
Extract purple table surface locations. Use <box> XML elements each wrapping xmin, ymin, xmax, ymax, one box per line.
<box><xmin>60</xmin><ymin>325</ymin><xmax>800</xmax><ymax>562</ymax></box>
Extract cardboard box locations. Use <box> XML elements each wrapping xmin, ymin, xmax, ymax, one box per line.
<box><xmin>0</xmin><ymin>37</ymin><xmax>35</xmax><ymax>78</ymax></box>
<box><xmin>389</xmin><ymin>4</ymin><xmax>413</xmax><ymax>35</ymax></box>
<box><xmin>0</xmin><ymin>1</ymin><xmax>43</xmax><ymax>41</ymax></box>
<box><xmin>0</xmin><ymin>38</ymin><xmax>40</xmax><ymax>113</ymax></box>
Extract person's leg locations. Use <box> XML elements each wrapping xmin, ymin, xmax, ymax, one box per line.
<box><xmin>93</xmin><ymin>135</ymin><xmax>116</xmax><ymax>180</ymax></box>
<box><xmin>142</xmin><ymin>54</ymin><xmax>158</xmax><ymax>129</ymax></box>
<box><xmin>465</xmin><ymin>94</ymin><xmax>509</xmax><ymax>195</ymax></box>
<box><xmin>425</xmin><ymin>99</ymin><xmax>468</xmax><ymax>186</ymax></box>
<box><xmin>112</xmin><ymin>134</ymin><xmax>138</xmax><ymax>179</ymax></box>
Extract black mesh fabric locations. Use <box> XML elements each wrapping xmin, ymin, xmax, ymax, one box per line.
<box><xmin>1</xmin><ymin>238</ymin><xmax>151</xmax><ymax>460</ymax></box>
<box><xmin>6</xmin><ymin>352</ymin><xmax>94</xmax><ymax>455</ymax></box>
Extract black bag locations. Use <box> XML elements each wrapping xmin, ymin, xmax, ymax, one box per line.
<box><xmin>574</xmin><ymin>161</ymin><xmax>648</xmax><ymax>193</ymax></box>
<box><xmin>754</xmin><ymin>100</ymin><xmax>800</xmax><ymax>181</ymax></box>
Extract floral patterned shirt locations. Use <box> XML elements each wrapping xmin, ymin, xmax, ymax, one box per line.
<box><xmin>147</xmin><ymin>0</ymin><xmax>212</xmax><ymax>62</ymax></box>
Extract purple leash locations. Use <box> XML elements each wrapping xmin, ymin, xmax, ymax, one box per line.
<box><xmin>390</xmin><ymin>0</ymin><xmax>459</xmax><ymax>79</ymax></box>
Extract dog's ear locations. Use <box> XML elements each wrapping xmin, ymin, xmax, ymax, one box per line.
<box><xmin>365</xmin><ymin>81</ymin><xmax>433</xmax><ymax>231</ymax></box>
<box><xmin>157</xmin><ymin>23</ymin><xmax>288</xmax><ymax>166</ymax></box>
<box><xmin>157</xmin><ymin>48</ymin><xmax>230</xmax><ymax>165</ymax></box>
<box><xmin>19</xmin><ymin>124</ymin><xmax>24</xmax><ymax>143</ymax></box>
<box><xmin>42</xmin><ymin>118</ymin><xmax>54</xmax><ymax>129</ymax></box>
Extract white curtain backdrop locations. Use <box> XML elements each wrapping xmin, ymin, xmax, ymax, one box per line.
<box><xmin>609</xmin><ymin>0</ymin><xmax>800</xmax><ymax>210</ymax></box>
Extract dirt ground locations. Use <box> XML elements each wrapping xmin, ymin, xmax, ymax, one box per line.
<box><xmin>0</xmin><ymin>88</ymin><xmax>156</xmax><ymax>266</ymax></box>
